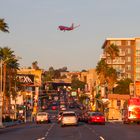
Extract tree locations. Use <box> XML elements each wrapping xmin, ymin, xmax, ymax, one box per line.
<box><xmin>96</xmin><ymin>59</ymin><xmax>108</xmax><ymax>85</ymax></box>
<box><xmin>104</xmin><ymin>43</ymin><xmax>119</xmax><ymax>67</ymax></box>
<box><xmin>114</xmin><ymin>78</ymin><xmax>133</xmax><ymax>94</ymax></box>
<box><xmin>96</xmin><ymin>59</ymin><xmax>118</xmax><ymax>94</ymax></box>
<box><xmin>32</xmin><ymin>61</ymin><xmax>39</xmax><ymax>70</ymax></box>
<box><xmin>0</xmin><ymin>47</ymin><xmax>20</xmax><ymax>116</ymax></box>
<box><xmin>71</xmin><ymin>76</ymin><xmax>86</xmax><ymax>90</ymax></box>
<box><xmin>0</xmin><ymin>18</ymin><xmax>9</xmax><ymax>33</ymax></box>
<box><xmin>106</xmin><ymin>67</ymin><xmax>117</xmax><ymax>94</ymax></box>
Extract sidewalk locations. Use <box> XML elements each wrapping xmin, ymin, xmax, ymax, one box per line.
<box><xmin>0</xmin><ymin>121</ymin><xmax>24</xmax><ymax>129</ymax></box>
<box><xmin>107</xmin><ymin>119</ymin><xmax>123</xmax><ymax>123</ymax></box>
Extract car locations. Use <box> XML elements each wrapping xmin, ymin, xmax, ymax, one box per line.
<box><xmin>60</xmin><ymin>106</ymin><xmax>66</xmax><ymax>111</ymax></box>
<box><xmin>87</xmin><ymin>112</ymin><xmax>105</xmax><ymax>125</ymax></box>
<box><xmin>36</xmin><ymin>112</ymin><xmax>50</xmax><ymax>123</ymax></box>
<box><xmin>69</xmin><ymin>103</ymin><xmax>75</xmax><ymax>109</ymax></box>
<box><xmin>59</xmin><ymin>104</ymin><xmax>66</xmax><ymax>111</ymax></box>
<box><xmin>57</xmin><ymin>111</ymin><xmax>63</xmax><ymax>123</ymax></box>
<box><xmin>52</xmin><ymin>105</ymin><xmax>57</xmax><ymax>110</ymax></box>
<box><xmin>60</xmin><ymin>111</ymin><xmax>78</xmax><ymax>127</ymax></box>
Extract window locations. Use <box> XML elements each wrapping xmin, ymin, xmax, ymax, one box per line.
<box><xmin>136</xmin><ymin>40</ymin><xmax>140</xmax><ymax>48</ymax></box>
<box><xmin>126</xmin><ymin>41</ymin><xmax>131</xmax><ymax>46</ymax></box>
<box><xmin>126</xmin><ymin>73</ymin><xmax>131</xmax><ymax>79</ymax></box>
<box><xmin>110</xmin><ymin>40</ymin><xmax>121</xmax><ymax>46</ymax></box>
<box><xmin>117</xmin><ymin>100</ymin><xmax>121</xmax><ymax>107</ymax></box>
<box><xmin>127</xmin><ymin>48</ymin><xmax>131</xmax><ymax>54</ymax></box>
<box><xmin>136</xmin><ymin>50</ymin><xmax>140</xmax><ymax>56</ymax></box>
<box><xmin>136</xmin><ymin>65</ymin><xmax>140</xmax><ymax>72</ymax></box>
<box><xmin>136</xmin><ymin>57</ymin><xmax>140</xmax><ymax>63</ymax></box>
<box><xmin>127</xmin><ymin>57</ymin><xmax>131</xmax><ymax>62</ymax></box>
<box><xmin>127</xmin><ymin>65</ymin><xmax>131</xmax><ymax>70</ymax></box>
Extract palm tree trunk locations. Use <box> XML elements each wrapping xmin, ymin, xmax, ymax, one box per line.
<box><xmin>2</xmin><ymin>63</ymin><xmax>7</xmax><ymax>117</ymax></box>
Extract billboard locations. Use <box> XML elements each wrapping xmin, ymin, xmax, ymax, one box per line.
<box><xmin>17</xmin><ymin>74</ymin><xmax>34</xmax><ymax>86</ymax></box>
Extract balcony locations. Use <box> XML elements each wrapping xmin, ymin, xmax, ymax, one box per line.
<box><xmin>107</xmin><ymin>59</ymin><xmax>125</xmax><ymax>64</ymax></box>
<box><xmin>119</xmin><ymin>52</ymin><xmax>125</xmax><ymax>56</ymax></box>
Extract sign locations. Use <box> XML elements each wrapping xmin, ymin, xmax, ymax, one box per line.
<box><xmin>17</xmin><ymin>74</ymin><xmax>34</xmax><ymax>86</ymax></box>
<box><xmin>71</xmin><ymin>91</ymin><xmax>77</xmax><ymax>96</ymax></box>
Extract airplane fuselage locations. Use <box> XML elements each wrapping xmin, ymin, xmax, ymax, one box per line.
<box><xmin>58</xmin><ymin>26</ymin><xmax>73</xmax><ymax>31</ymax></box>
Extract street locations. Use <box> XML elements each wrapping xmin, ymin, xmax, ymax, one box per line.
<box><xmin>0</xmin><ymin>118</ymin><xmax>140</xmax><ymax>140</ymax></box>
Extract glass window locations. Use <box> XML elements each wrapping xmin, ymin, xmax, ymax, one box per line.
<box><xmin>136</xmin><ymin>40</ymin><xmax>140</xmax><ymax>48</ymax></box>
<box><xmin>136</xmin><ymin>50</ymin><xmax>140</xmax><ymax>56</ymax></box>
<box><xmin>136</xmin><ymin>73</ymin><xmax>140</xmax><ymax>80</ymax></box>
<box><xmin>136</xmin><ymin>57</ymin><xmax>140</xmax><ymax>63</ymax></box>
<box><xmin>127</xmin><ymin>57</ymin><xmax>131</xmax><ymax>62</ymax></box>
<box><xmin>110</xmin><ymin>41</ymin><xmax>121</xmax><ymax>46</ymax></box>
<box><xmin>127</xmin><ymin>65</ymin><xmax>131</xmax><ymax>70</ymax></box>
<box><xmin>126</xmin><ymin>41</ymin><xmax>131</xmax><ymax>46</ymax></box>
<box><xmin>127</xmin><ymin>48</ymin><xmax>131</xmax><ymax>54</ymax></box>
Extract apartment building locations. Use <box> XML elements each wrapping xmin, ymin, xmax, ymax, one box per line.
<box><xmin>101</xmin><ymin>37</ymin><xmax>140</xmax><ymax>96</ymax></box>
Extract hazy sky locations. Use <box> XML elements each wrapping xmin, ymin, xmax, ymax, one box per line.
<box><xmin>0</xmin><ymin>0</ymin><xmax>140</xmax><ymax>71</ymax></box>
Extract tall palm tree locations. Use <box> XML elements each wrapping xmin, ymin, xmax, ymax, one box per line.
<box><xmin>7</xmin><ymin>58</ymin><xmax>20</xmax><ymax>116</ymax></box>
<box><xmin>0</xmin><ymin>47</ymin><xmax>18</xmax><ymax>116</ymax></box>
<box><xmin>104</xmin><ymin>43</ymin><xmax>119</xmax><ymax>67</ymax></box>
<box><xmin>96</xmin><ymin>59</ymin><xmax>108</xmax><ymax>85</ymax></box>
<box><xmin>106</xmin><ymin>67</ymin><xmax>117</xmax><ymax>94</ymax></box>
<box><xmin>0</xmin><ymin>19</ymin><xmax>9</xmax><ymax>33</ymax></box>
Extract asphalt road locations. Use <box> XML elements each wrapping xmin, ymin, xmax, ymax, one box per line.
<box><xmin>0</xmin><ymin>119</ymin><xmax>140</xmax><ymax>140</ymax></box>
<box><xmin>0</xmin><ymin>109</ymin><xmax>140</xmax><ymax>140</ymax></box>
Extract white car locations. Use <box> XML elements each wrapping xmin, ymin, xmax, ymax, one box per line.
<box><xmin>36</xmin><ymin>112</ymin><xmax>50</xmax><ymax>123</ymax></box>
<box><xmin>60</xmin><ymin>111</ymin><xmax>78</xmax><ymax>127</ymax></box>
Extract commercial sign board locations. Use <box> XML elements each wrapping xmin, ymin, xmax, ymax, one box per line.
<box><xmin>71</xmin><ymin>91</ymin><xmax>77</xmax><ymax>96</ymax></box>
<box><xmin>17</xmin><ymin>69</ymin><xmax>42</xmax><ymax>87</ymax></box>
<box><xmin>17</xmin><ymin>74</ymin><xmax>34</xmax><ymax>86</ymax></box>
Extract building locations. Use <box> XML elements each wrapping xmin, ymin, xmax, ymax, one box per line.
<box><xmin>101</xmin><ymin>37</ymin><xmax>140</xmax><ymax>96</ymax></box>
<box><xmin>107</xmin><ymin>94</ymin><xmax>130</xmax><ymax>120</ymax></box>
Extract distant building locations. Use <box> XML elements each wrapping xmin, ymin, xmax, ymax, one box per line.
<box><xmin>101</xmin><ymin>37</ymin><xmax>140</xmax><ymax>96</ymax></box>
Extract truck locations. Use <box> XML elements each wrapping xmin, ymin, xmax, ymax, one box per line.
<box><xmin>123</xmin><ymin>97</ymin><xmax>140</xmax><ymax>124</ymax></box>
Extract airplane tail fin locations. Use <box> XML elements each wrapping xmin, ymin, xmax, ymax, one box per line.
<box><xmin>71</xmin><ymin>23</ymin><xmax>74</xmax><ymax>28</ymax></box>
<box><xmin>74</xmin><ymin>24</ymin><xmax>80</xmax><ymax>29</ymax></box>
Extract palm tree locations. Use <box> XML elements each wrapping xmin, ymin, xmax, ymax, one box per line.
<box><xmin>104</xmin><ymin>43</ymin><xmax>119</xmax><ymax>67</ymax></box>
<box><xmin>106</xmin><ymin>67</ymin><xmax>117</xmax><ymax>94</ymax></box>
<box><xmin>96</xmin><ymin>59</ymin><xmax>108</xmax><ymax>85</ymax></box>
<box><xmin>0</xmin><ymin>18</ymin><xmax>9</xmax><ymax>33</ymax></box>
<box><xmin>32</xmin><ymin>61</ymin><xmax>39</xmax><ymax>70</ymax></box>
<box><xmin>0</xmin><ymin>47</ymin><xmax>19</xmax><ymax>116</ymax></box>
<box><xmin>96</xmin><ymin>59</ymin><xmax>117</xmax><ymax>95</ymax></box>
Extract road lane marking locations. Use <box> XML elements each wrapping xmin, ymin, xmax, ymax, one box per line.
<box><xmin>84</xmin><ymin>124</ymin><xmax>105</xmax><ymax>140</ymax></box>
<box><xmin>37</xmin><ymin>137</ymin><xmax>45</xmax><ymax>140</ymax></box>
<box><xmin>45</xmin><ymin>123</ymin><xmax>55</xmax><ymax>138</ymax></box>
<box><xmin>100</xmin><ymin>136</ymin><xmax>105</xmax><ymax>140</ymax></box>
<box><xmin>37</xmin><ymin>123</ymin><xmax>55</xmax><ymax>140</ymax></box>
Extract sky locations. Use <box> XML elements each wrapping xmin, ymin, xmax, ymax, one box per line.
<box><xmin>0</xmin><ymin>0</ymin><xmax>140</xmax><ymax>71</ymax></box>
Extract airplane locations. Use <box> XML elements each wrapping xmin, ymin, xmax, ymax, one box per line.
<box><xmin>58</xmin><ymin>23</ymin><xmax>80</xmax><ymax>31</ymax></box>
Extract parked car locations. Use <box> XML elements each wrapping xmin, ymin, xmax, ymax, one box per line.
<box><xmin>60</xmin><ymin>111</ymin><xmax>78</xmax><ymax>127</ymax></box>
<box><xmin>87</xmin><ymin>112</ymin><xmax>105</xmax><ymax>125</ymax></box>
<box><xmin>36</xmin><ymin>112</ymin><xmax>50</xmax><ymax>123</ymax></box>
